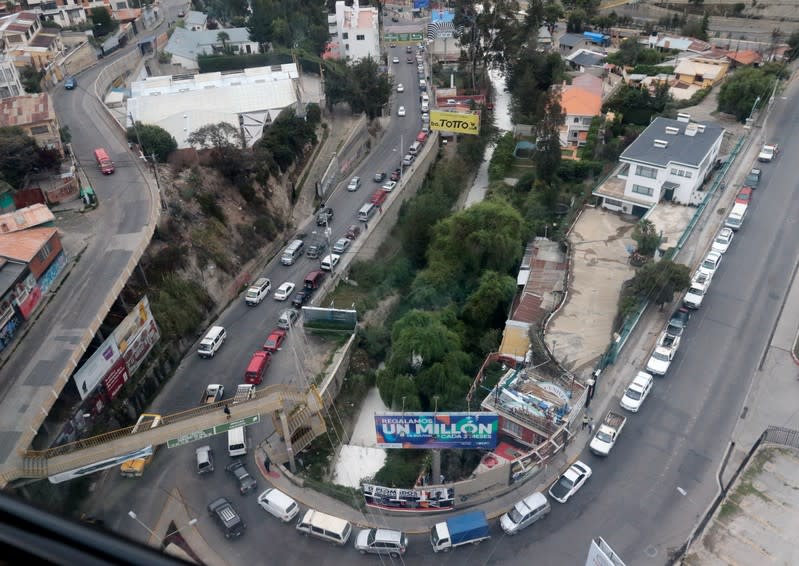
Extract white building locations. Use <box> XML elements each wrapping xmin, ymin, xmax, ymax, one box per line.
<box><xmin>164</xmin><ymin>27</ymin><xmax>259</xmax><ymax>70</ymax></box>
<box><xmin>184</xmin><ymin>10</ymin><xmax>207</xmax><ymax>32</ymax></box>
<box><xmin>593</xmin><ymin>115</ymin><xmax>725</xmax><ymax>215</ymax></box>
<box><xmin>0</xmin><ymin>56</ymin><xmax>24</xmax><ymax>99</ymax></box>
<box><xmin>327</xmin><ymin>0</ymin><xmax>379</xmax><ymax>61</ymax></box>
<box><xmin>25</xmin><ymin>0</ymin><xmax>87</xmax><ymax>27</ymax></box>
<box><xmin>126</xmin><ymin>64</ymin><xmax>301</xmax><ymax>149</ymax></box>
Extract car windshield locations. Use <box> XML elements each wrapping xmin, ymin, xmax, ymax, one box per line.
<box><xmin>701</xmin><ymin>260</ymin><xmax>716</xmax><ymax>270</ymax></box>
<box><xmin>737</xmin><ymin>193</ymin><xmax>750</xmax><ymax>201</ymax></box>
<box><xmin>507</xmin><ymin>506</ymin><xmax>524</xmax><ymax>523</ymax></box>
<box><xmin>688</xmin><ymin>286</ymin><xmax>703</xmax><ymax>296</ymax></box>
<box><xmin>652</xmin><ymin>351</ymin><xmax>670</xmax><ymax>362</ymax></box>
<box><xmin>714</xmin><ymin>236</ymin><xmax>728</xmax><ymax>245</ymax></box>
<box><xmin>595</xmin><ymin>430</ymin><xmax>612</xmax><ymax>443</ymax></box>
<box><xmin>556</xmin><ymin>475</ymin><xmax>574</xmax><ymax>491</ymax></box>
<box><xmin>626</xmin><ymin>388</ymin><xmax>642</xmax><ymax>400</ymax></box>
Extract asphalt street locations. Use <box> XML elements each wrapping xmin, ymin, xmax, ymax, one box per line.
<box><xmin>85</xmin><ymin>43</ymin><xmax>430</xmax><ymax>558</ymax></box>
<box><xmin>82</xmin><ymin>33</ymin><xmax>799</xmax><ymax>566</ymax></box>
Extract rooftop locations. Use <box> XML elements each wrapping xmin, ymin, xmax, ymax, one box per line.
<box><xmin>620</xmin><ymin>116</ymin><xmax>724</xmax><ymax>169</ymax></box>
<box><xmin>673</xmin><ymin>58</ymin><xmax>726</xmax><ymax>80</ymax></box>
<box><xmin>0</xmin><ymin>226</ymin><xmax>57</xmax><ymax>262</ymax></box>
<box><xmin>726</xmin><ymin>49</ymin><xmax>761</xmax><ymax>66</ymax></box>
<box><xmin>0</xmin><ymin>93</ymin><xmax>55</xmax><ymax>127</ymax></box>
<box><xmin>560</xmin><ymin>83</ymin><xmax>602</xmax><ymax>117</ymax></box>
<box><xmin>559</xmin><ymin>33</ymin><xmax>584</xmax><ymax>47</ymax></box>
<box><xmin>571</xmin><ymin>73</ymin><xmax>603</xmax><ymax>97</ymax></box>
<box><xmin>184</xmin><ymin>10</ymin><xmax>207</xmax><ymax>27</ymax></box>
<box><xmin>165</xmin><ymin>27</ymin><xmax>253</xmax><ymax>61</ymax></box>
<box><xmin>567</xmin><ymin>49</ymin><xmax>606</xmax><ymax>68</ymax></box>
<box><xmin>0</xmin><ymin>204</ymin><xmax>55</xmax><ymax>234</ymax></box>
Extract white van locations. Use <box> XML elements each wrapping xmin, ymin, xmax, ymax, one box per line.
<box><xmin>296</xmin><ymin>509</ymin><xmax>352</xmax><ymax>545</ymax></box>
<box><xmin>409</xmin><ymin>141</ymin><xmax>422</xmax><ymax>155</ymax></box>
<box><xmin>198</xmin><ymin>326</ymin><xmax>226</xmax><ymax>358</ymax></box>
<box><xmin>281</xmin><ymin>239</ymin><xmax>305</xmax><ymax>265</ymax></box>
<box><xmin>257</xmin><ymin>488</ymin><xmax>300</xmax><ymax>523</ymax></box>
<box><xmin>358</xmin><ymin>203</ymin><xmax>377</xmax><ymax>222</ymax></box>
<box><xmin>227</xmin><ymin>427</ymin><xmax>247</xmax><ymax>457</ymax></box>
<box><xmin>724</xmin><ymin>202</ymin><xmax>747</xmax><ymax>231</ymax></box>
<box><xmin>418</xmin><ymin>79</ymin><xmax>427</xmax><ymax>91</ymax></box>
<box><xmin>500</xmin><ymin>491</ymin><xmax>551</xmax><ymax>535</ymax></box>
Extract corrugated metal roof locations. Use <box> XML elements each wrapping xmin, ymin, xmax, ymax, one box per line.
<box><xmin>0</xmin><ymin>226</ymin><xmax>57</xmax><ymax>262</ymax></box>
<box><xmin>620</xmin><ymin>116</ymin><xmax>725</xmax><ymax>168</ymax></box>
<box><xmin>0</xmin><ymin>204</ymin><xmax>55</xmax><ymax>234</ymax></box>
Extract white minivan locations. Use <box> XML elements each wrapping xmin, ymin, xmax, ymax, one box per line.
<box><xmin>257</xmin><ymin>488</ymin><xmax>300</xmax><ymax>522</ymax></box>
<box><xmin>500</xmin><ymin>491</ymin><xmax>551</xmax><ymax>535</ymax></box>
<box><xmin>227</xmin><ymin>427</ymin><xmax>247</xmax><ymax>457</ymax></box>
<box><xmin>296</xmin><ymin>509</ymin><xmax>352</xmax><ymax>545</ymax></box>
<box><xmin>198</xmin><ymin>326</ymin><xmax>226</xmax><ymax>358</ymax></box>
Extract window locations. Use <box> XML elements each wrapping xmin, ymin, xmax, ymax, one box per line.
<box><xmin>636</xmin><ymin>165</ymin><xmax>657</xmax><ymax>179</ymax></box>
<box><xmin>670</xmin><ymin>168</ymin><xmax>694</xmax><ymax>179</ymax></box>
<box><xmin>342</xmin><ymin>32</ymin><xmax>348</xmax><ymax>39</ymax></box>
<box><xmin>632</xmin><ymin>184</ymin><xmax>654</xmax><ymax>197</ymax></box>
<box><xmin>604</xmin><ymin>198</ymin><xmax>623</xmax><ymax>207</ymax></box>
<box><xmin>573</xmin><ymin>117</ymin><xmax>579</xmax><ymax>123</ymax></box>
<box><xmin>30</xmin><ymin>125</ymin><xmax>49</xmax><ymax>135</ymax></box>
<box><xmin>38</xmin><ymin>242</ymin><xmax>52</xmax><ymax>261</ymax></box>
<box><xmin>502</xmin><ymin>419</ymin><xmax>523</xmax><ymax>437</ymax></box>
<box><xmin>356</xmin><ymin>34</ymin><xmax>364</xmax><ymax>40</ymax></box>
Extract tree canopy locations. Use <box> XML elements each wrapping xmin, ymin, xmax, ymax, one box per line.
<box><xmin>248</xmin><ymin>0</ymin><xmax>328</xmax><ymax>55</ymax></box>
<box><xmin>126</xmin><ymin>122</ymin><xmax>178</xmax><ymax>162</ymax></box>
<box><xmin>717</xmin><ymin>64</ymin><xmax>786</xmax><ymax>122</ymax></box>
<box><xmin>324</xmin><ymin>57</ymin><xmax>392</xmax><ymax>118</ymax></box>
<box><xmin>629</xmin><ymin>259</ymin><xmax>691</xmax><ymax>308</ymax></box>
<box><xmin>0</xmin><ymin>127</ymin><xmax>60</xmax><ymax>189</ymax></box>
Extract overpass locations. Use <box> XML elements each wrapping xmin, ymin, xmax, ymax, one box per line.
<box><xmin>0</xmin><ymin>384</ymin><xmax>326</xmax><ymax>486</ymax></box>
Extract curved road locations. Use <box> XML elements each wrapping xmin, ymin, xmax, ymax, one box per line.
<box><xmin>86</xmin><ymin>46</ymin><xmax>799</xmax><ymax>566</ymax></box>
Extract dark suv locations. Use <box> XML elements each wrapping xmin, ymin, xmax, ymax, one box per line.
<box><xmin>208</xmin><ymin>497</ymin><xmax>246</xmax><ymax>538</ymax></box>
<box><xmin>225</xmin><ymin>462</ymin><xmax>257</xmax><ymax>495</ymax></box>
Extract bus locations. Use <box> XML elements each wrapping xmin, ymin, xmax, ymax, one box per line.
<box><xmin>94</xmin><ymin>148</ymin><xmax>115</xmax><ymax>175</ymax></box>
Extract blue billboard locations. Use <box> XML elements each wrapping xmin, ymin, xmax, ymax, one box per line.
<box><xmin>413</xmin><ymin>0</ymin><xmax>430</xmax><ymax>8</ymax></box>
<box><xmin>375</xmin><ymin>412</ymin><xmax>498</xmax><ymax>449</ymax></box>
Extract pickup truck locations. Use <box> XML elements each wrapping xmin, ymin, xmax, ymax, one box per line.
<box><xmin>757</xmin><ymin>143</ymin><xmax>778</xmax><ymax>162</ymax></box>
<box><xmin>589</xmin><ymin>411</ymin><xmax>627</xmax><ymax>456</ymax></box>
<box><xmin>666</xmin><ymin>307</ymin><xmax>691</xmax><ymax>338</ymax></box>
<box><xmin>683</xmin><ymin>271</ymin><xmax>709</xmax><ymax>309</ymax></box>
<box><xmin>231</xmin><ymin>384</ymin><xmax>255</xmax><ymax>405</ymax></box>
<box><xmin>201</xmin><ymin>384</ymin><xmax>224</xmax><ymax>405</ymax></box>
<box><xmin>657</xmin><ymin>330</ymin><xmax>681</xmax><ymax>351</ymax></box>
<box><xmin>646</xmin><ymin>345</ymin><xmax>675</xmax><ymax>376</ymax></box>
<box><xmin>305</xmin><ymin>233</ymin><xmax>327</xmax><ymax>259</ymax></box>
<box><xmin>430</xmin><ymin>510</ymin><xmax>490</xmax><ymax>552</ymax></box>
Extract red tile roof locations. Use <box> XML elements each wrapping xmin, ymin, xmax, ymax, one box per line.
<box><xmin>726</xmin><ymin>50</ymin><xmax>761</xmax><ymax>65</ymax></box>
<box><xmin>0</xmin><ymin>226</ymin><xmax>57</xmax><ymax>262</ymax></box>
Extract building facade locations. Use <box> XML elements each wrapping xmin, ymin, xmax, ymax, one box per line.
<box><xmin>0</xmin><ymin>93</ymin><xmax>64</xmax><ymax>157</ymax></box>
<box><xmin>328</xmin><ymin>0</ymin><xmax>379</xmax><ymax>61</ymax></box>
<box><xmin>165</xmin><ymin>27</ymin><xmax>260</xmax><ymax>70</ymax></box>
<box><xmin>0</xmin><ymin>55</ymin><xmax>24</xmax><ymax>99</ymax></box>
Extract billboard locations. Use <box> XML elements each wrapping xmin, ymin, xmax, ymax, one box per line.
<box><xmin>430</xmin><ymin>111</ymin><xmax>480</xmax><ymax>135</ymax></box>
<box><xmin>362</xmin><ymin>483</ymin><xmax>455</xmax><ymax>511</ymax></box>
<box><xmin>375</xmin><ymin>412</ymin><xmax>498</xmax><ymax>449</ymax></box>
<box><xmin>48</xmin><ymin>445</ymin><xmax>154</xmax><ymax>484</ymax></box>
<box><xmin>585</xmin><ymin>537</ymin><xmax>626</xmax><ymax>566</ymax></box>
<box><xmin>73</xmin><ymin>334</ymin><xmax>121</xmax><ymax>400</ymax></box>
<box><xmin>413</xmin><ymin>0</ymin><xmax>430</xmax><ymax>8</ymax></box>
<box><xmin>113</xmin><ymin>297</ymin><xmax>160</xmax><ymax>375</ymax></box>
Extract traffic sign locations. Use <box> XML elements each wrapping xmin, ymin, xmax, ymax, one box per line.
<box><xmin>167</xmin><ymin>414</ymin><xmax>261</xmax><ymax>449</ymax></box>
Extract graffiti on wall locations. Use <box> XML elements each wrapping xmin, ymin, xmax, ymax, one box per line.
<box><xmin>39</xmin><ymin>251</ymin><xmax>67</xmax><ymax>294</ymax></box>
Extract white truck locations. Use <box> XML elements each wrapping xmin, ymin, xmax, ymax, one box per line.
<box><xmin>683</xmin><ymin>271</ymin><xmax>709</xmax><ymax>309</ymax></box>
<box><xmin>201</xmin><ymin>384</ymin><xmax>224</xmax><ymax>405</ymax></box>
<box><xmin>589</xmin><ymin>411</ymin><xmax>627</xmax><ymax>456</ymax></box>
<box><xmin>231</xmin><ymin>384</ymin><xmax>255</xmax><ymax>405</ymax></box>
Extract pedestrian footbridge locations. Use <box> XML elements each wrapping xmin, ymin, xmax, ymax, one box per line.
<box><xmin>0</xmin><ymin>384</ymin><xmax>326</xmax><ymax>487</ymax></box>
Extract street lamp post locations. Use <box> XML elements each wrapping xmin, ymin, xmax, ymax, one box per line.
<box><xmin>128</xmin><ymin>510</ymin><xmax>197</xmax><ymax>546</ymax></box>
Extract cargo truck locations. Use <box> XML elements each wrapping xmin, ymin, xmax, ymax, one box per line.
<box><xmin>589</xmin><ymin>411</ymin><xmax>626</xmax><ymax>456</ymax></box>
<box><xmin>120</xmin><ymin>413</ymin><xmax>161</xmax><ymax>477</ymax></box>
<box><xmin>231</xmin><ymin>384</ymin><xmax>255</xmax><ymax>405</ymax></box>
<box><xmin>430</xmin><ymin>510</ymin><xmax>490</xmax><ymax>552</ymax></box>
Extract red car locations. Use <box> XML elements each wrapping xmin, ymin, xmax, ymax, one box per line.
<box><xmin>390</xmin><ymin>168</ymin><xmax>402</xmax><ymax>181</ymax></box>
<box><xmin>735</xmin><ymin>186</ymin><xmax>752</xmax><ymax>205</ymax></box>
<box><xmin>263</xmin><ymin>329</ymin><xmax>287</xmax><ymax>353</ymax></box>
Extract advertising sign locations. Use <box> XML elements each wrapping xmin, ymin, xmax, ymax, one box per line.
<box><xmin>413</xmin><ymin>0</ymin><xmax>430</xmax><ymax>8</ymax></box>
<box><xmin>73</xmin><ymin>334</ymin><xmax>121</xmax><ymax>400</ymax></box>
<box><xmin>362</xmin><ymin>483</ymin><xmax>455</xmax><ymax>511</ymax></box>
<box><xmin>585</xmin><ymin>537</ymin><xmax>626</xmax><ymax>566</ymax></box>
<box><xmin>48</xmin><ymin>446</ymin><xmax>154</xmax><ymax>484</ymax></box>
<box><xmin>430</xmin><ymin>111</ymin><xmax>480</xmax><ymax>135</ymax></box>
<box><xmin>113</xmin><ymin>297</ymin><xmax>160</xmax><ymax>375</ymax></box>
<box><xmin>374</xmin><ymin>412</ymin><xmax>498</xmax><ymax>449</ymax></box>
<box><xmin>101</xmin><ymin>357</ymin><xmax>130</xmax><ymax>400</ymax></box>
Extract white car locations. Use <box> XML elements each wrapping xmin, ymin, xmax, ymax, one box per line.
<box><xmin>392</xmin><ymin>56</ymin><xmax>399</xmax><ymax>64</ymax></box>
<box><xmin>346</xmin><ymin>176</ymin><xmax>361</xmax><ymax>192</ymax></box>
<box><xmin>332</xmin><ymin>237</ymin><xmax>350</xmax><ymax>254</ymax></box>
<box><xmin>397</xmin><ymin>106</ymin><xmax>406</xmax><ymax>117</ymax></box>
<box><xmin>711</xmin><ymin>228</ymin><xmax>734</xmax><ymax>254</ymax></box>
<box><xmin>382</xmin><ymin>181</ymin><xmax>397</xmax><ymax>192</ymax></box>
<box><xmin>257</xmin><ymin>488</ymin><xmax>300</xmax><ymax>523</ymax></box>
<box><xmin>273</xmin><ymin>282</ymin><xmax>295</xmax><ymax>301</ymax></box>
<box><xmin>500</xmin><ymin>491</ymin><xmax>550</xmax><ymax>535</ymax></box>
<box><xmin>321</xmin><ymin>254</ymin><xmax>340</xmax><ymax>271</ymax></box>
<box><xmin>698</xmin><ymin>250</ymin><xmax>722</xmax><ymax>280</ymax></box>
<box><xmin>548</xmin><ymin>461</ymin><xmax>592</xmax><ymax>503</ymax></box>
<box><xmin>620</xmin><ymin>371</ymin><xmax>654</xmax><ymax>412</ymax></box>
<box><xmin>396</xmin><ymin>83</ymin><xmax>404</xmax><ymax>93</ymax></box>
<box><xmin>757</xmin><ymin>143</ymin><xmax>778</xmax><ymax>162</ymax></box>
<box><xmin>646</xmin><ymin>345</ymin><xmax>674</xmax><ymax>376</ymax></box>
<box><xmin>683</xmin><ymin>271</ymin><xmax>710</xmax><ymax>309</ymax></box>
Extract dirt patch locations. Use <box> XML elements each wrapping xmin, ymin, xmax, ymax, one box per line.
<box><xmin>361</xmin><ymin>293</ymin><xmax>401</xmax><ymax>328</ymax></box>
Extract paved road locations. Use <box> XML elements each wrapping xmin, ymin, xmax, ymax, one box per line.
<box><xmin>86</xmin><ymin>44</ymin><xmax>429</xmax><ymax>558</ymax></box>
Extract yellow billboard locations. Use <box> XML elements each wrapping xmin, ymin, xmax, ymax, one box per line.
<box><xmin>429</xmin><ymin>111</ymin><xmax>480</xmax><ymax>135</ymax></box>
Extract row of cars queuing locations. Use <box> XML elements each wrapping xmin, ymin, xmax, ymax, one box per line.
<box><xmin>589</xmin><ymin>148</ymin><xmax>767</xmax><ymax>458</ymax></box>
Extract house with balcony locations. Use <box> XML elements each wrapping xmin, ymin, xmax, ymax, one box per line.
<box><xmin>558</xmin><ymin>74</ymin><xmax>603</xmax><ymax>157</ymax></box>
<box><xmin>0</xmin><ymin>55</ymin><xmax>24</xmax><ymax>99</ymax></box>
<box><xmin>26</xmin><ymin>0</ymin><xmax>87</xmax><ymax>27</ymax></box>
<box><xmin>0</xmin><ymin>11</ymin><xmax>63</xmax><ymax>70</ymax></box>
<box><xmin>327</xmin><ymin>0</ymin><xmax>379</xmax><ymax>61</ymax></box>
<box><xmin>593</xmin><ymin>115</ymin><xmax>724</xmax><ymax>215</ymax></box>
<box><xmin>165</xmin><ymin>27</ymin><xmax>259</xmax><ymax>70</ymax></box>
<box><xmin>0</xmin><ymin>93</ymin><xmax>63</xmax><ymax>157</ymax></box>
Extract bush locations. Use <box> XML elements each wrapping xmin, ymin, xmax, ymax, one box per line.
<box><xmin>557</xmin><ymin>160</ymin><xmax>603</xmax><ymax>182</ymax></box>
<box><xmin>195</xmin><ymin>192</ymin><xmax>226</xmax><ymax>224</ymax></box>
<box><xmin>150</xmin><ymin>274</ymin><xmax>213</xmax><ymax>341</ymax></box>
<box><xmin>372</xmin><ymin>450</ymin><xmax>426</xmax><ymax>487</ymax></box>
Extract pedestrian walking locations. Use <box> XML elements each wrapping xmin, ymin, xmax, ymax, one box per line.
<box><xmin>264</xmin><ymin>456</ymin><xmax>271</xmax><ymax>473</ymax></box>
<box><xmin>588</xmin><ymin>418</ymin><xmax>594</xmax><ymax>434</ymax></box>
<box><xmin>223</xmin><ymin>404</ymin><xmax>231</xmax><ymax>420</ymax></box>
<box><xmin>582</xmin><ymin>414</ymin><xmax>589</xmax><ymax>430</ymax></box>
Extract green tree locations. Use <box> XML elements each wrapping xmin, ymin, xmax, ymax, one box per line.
<box><xmin>324</xmin><ymin>57</ymin><xmax>391</xmax><ymax>119</ymax></box>
<box><xmin>632</xmin><ymin>219</ymin><xmax>661</xmax><ymax>256</ymax></box>
<box><xmin>488</xmin><ymin>132</ymin><xmax>516</xmax><ymax>181</ymax></box>
<box><xmin>534</xmin><ymin>92</ymin><xmax>563</xmax><ymax>182</ymax></box>
<box><xmin>19</xmin><ymin>65</ymin><xmax>43</xmax><ymax>93</ymax></box>
<box><xmin>717</xmin><ymin>67</ymin><xmax>776</xmax><ymax>121</ymax></box>
<box><xmin>0</xmin><ymin>126</ymin><xmax>57</xmax><ymax>189</ymax></box>
<box><xmin>248</xmin><ymin>0</ymin><xmax>328</xmax><ymax>54</ymax></box>
<box><xmin>629</xmin><ymin>260</ymin><xmax>691</xmax><ymax>309</ymax></box>
<box><xmin>126</xmin><ymin>122</ymin><xmax>178</xmax><ymax>162</ymax></box>
<box><xmin>187</xmin><ymin>122</ymin><xmax>248</xmax><ymax>180</ymax></box>
<box><xmin>216</xmin><ymin>31</ymin><xmax>232</xmax><ymax>54</ymax></box>
<box><xmin>90</xmin><ymin>7</ymin><xmax>114</xmax><ymax>37</ymax></box>
<box><xmin>461</xmin><ymin>271</ymin><xmax>517</xmax><ymax>331</ymax></box>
